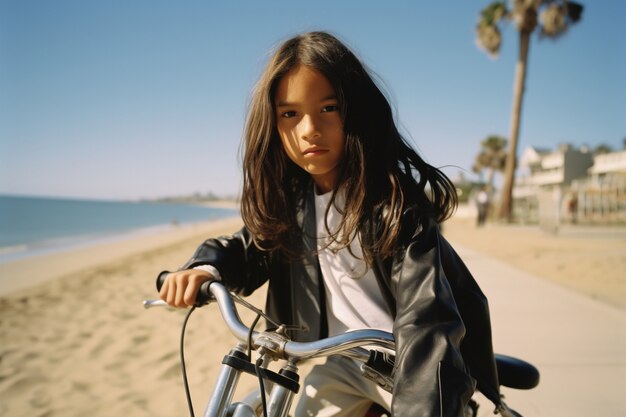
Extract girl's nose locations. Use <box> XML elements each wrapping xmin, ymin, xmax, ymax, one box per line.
<box><xmin>299</xmin><ymin>114</ymin><xmax>321</xmax><ymax>141</ymax></box>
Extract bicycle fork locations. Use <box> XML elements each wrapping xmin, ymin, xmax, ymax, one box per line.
<box><xmin>202</xmin><ymin>343</ymin><xmax>300</xmax><ymax>417</ymax></box>
<box><xmin>203</xmin><ymin>345</ymin><xmax>248</xmax><ymax>417</ymax></box>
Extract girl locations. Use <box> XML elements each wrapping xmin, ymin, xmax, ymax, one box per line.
<box><xmin>160</xmin><ymin>31</ymin><xmax>504</xmax><ymax>417</ymax></box>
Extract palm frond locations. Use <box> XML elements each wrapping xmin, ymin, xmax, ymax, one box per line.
<box><xmin>567</xmin><ymin>1</ymin><xmax>584</xmax><ymax>22</ymax></box>
<box><xmin>476</xmin><ymin>1</ymin><xmax>509</xmax><ymax>57</ymax></box>
<box><xmin>540</xmin><ymin>3</ymin><xmax>568</xmax><ymax>37</ymax></box>
<box><xmin>480</xmin><ymin>1</ymin><xmax>508</xmax><ymax>25</ymax></box>
<box><xmin>539</xmin><ymin>1</ymin><xmax>584</xmax><ymax>39</ymax></box>
<box><xmin>476</xmin><ymin>23</ymin><xmax>503</xmax><ymax>57</ymax></box>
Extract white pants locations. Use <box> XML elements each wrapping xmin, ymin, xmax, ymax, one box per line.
<box><xmin>294</xmin><ymin>355</ymin><xmax>392</xmax><ymax>417</ymax></box>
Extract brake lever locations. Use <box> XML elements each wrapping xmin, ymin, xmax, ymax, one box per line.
<box><xmin>142</xmin><ymin>295</ymin><xmax>214</xmax><ymax>309</ymax></box>
<box><xmin>143</xmin><ymin>299</ymin><xmax>169</xmax><ymax>309</ymax></box>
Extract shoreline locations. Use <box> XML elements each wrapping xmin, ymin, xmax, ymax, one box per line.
<box><xmin>0</xmin><ymin>215</ymin><xmax>243</xmax><ymax>296</ymax></box>
<box><xmin>0</xmin><ymin>194</ymin><xmax>239</xmax><ymax>265</ymax></box>
<box><xmin>194</xmin><ymin>199</ymin><xmax>240</xmax><ymax>210</ymax></box>
<box><xmin>0</xmin><ymin>221</ymin><xmax>192</xmax><ymax>264</ymax></box>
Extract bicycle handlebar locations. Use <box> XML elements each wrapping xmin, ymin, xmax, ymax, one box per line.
<box><xmin>155</xmin><ymin>271</ymin><xmax>396</xmax><ymax>362</ymax></box>
<box><xmin>152</xmin><ymin>271</ymin><xmax>540</xmax><ymax>393</ymax></box>
<box><xmin>212</xmin><ymin>279</ymin><xmax>395</xmax><ymax>359</ymax></box>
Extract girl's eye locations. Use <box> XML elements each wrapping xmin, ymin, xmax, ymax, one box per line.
<box><xmin>281</xmin><ymin>111</ymin><xmax>296</xmax><ymax>118</ymax></box>
<box><xmin>321</xmin><ymin>105</ymin><xmax>338</xmax><ymax>113</ymax></box>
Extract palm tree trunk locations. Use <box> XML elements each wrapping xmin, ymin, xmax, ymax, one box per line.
<box><xmin>499</xmin><ymin>28</ymin><xmax>531</xmax><ymax>222</ymax></box>
<box><xmin>487</xmin><ymin>168</ymin><xmax>495</xmax><ymax>193</ymax></box>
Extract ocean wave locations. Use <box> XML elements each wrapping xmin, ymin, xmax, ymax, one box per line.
<box><xmin>0</xmin><ymin>244</ymin><xmax>29</xmax><ymax>256</ymax></box>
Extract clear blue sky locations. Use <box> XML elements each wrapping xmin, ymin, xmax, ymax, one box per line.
<box><xmin>1</xmin><ymin>0</ymin><xmax>624</xmax><ymax>200</ymax></box>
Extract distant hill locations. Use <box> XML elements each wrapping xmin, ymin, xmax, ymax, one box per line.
<box><xmin>144</xmin><ymin>192</ymin><xmax>239</xmax><ymax>207</ymax></box>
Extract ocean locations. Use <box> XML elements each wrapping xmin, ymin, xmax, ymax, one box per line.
<box><xmin>0</xmin><ymin>195</ymin><xmax>238</xmax><ymax>263</ymax></box>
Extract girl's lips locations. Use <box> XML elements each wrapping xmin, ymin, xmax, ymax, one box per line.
<box><xmin>303</xmin><ymin>148</ymin><xmax>328</xmax><ymax>156</ymax></box>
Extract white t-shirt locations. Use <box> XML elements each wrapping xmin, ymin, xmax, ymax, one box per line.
<box><xmin>314</xmin><ymin>191</ymin><xmax>394</xmax><ymax>336</ymax></box>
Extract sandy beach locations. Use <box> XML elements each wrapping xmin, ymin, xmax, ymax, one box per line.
<box><xmin>442</xmin><ymin>215</ymin><xmax>626</xmax><ymax>311</ymax></box>
<box><xmin>0</xmin><ymin>211</ymin><xmax>624</xmax><ymax>417</ymax></box>
<box><xmin>0</xmin><ymin>216</ymin><xmax>255</xmax><ymax>417</ymax></box>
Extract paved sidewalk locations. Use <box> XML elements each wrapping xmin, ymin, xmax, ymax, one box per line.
<box><xmin>454</xmin><ymin>244</ymin><xmax>626</xmax><ymax>417</ymax></box>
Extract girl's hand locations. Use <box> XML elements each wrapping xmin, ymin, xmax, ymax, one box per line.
<box><xmin>159</xmin><ymin>269</ymin><xmax>214</xmax><ymax>308</ymax></box>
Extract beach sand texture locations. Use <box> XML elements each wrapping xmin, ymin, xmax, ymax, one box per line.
<box><xmin>0</xmin><ymin>213</ymin><xmax>624</xmax><ymax>417</ymax></box>
<box><xmin>442</xmin><ymin>217</ymin><xmax>626</xmax><ymax>311</ymax></box>
<box><xmin>0</xmin><ymin>217</ymin><xmax>259</xmax><ymax>417</ymax></box>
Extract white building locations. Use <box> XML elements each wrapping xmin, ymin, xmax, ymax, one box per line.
<box><xmin>575</xmin><ymin>150</ymin><xmax>626</xmax><ymax>222</ymax></box>
<box><xmin>513</xmin><ymin>144</ymin><xmax>626</xmax><ymax>224</ymax></box>
<box><xmin>588</xmin><ymin>150</ymin><xmax>626</xmax><ymax>177</ymax></box>
<box><xmin>514</xmin><ymin>144</ymin><xmax>593</xmax><ymax>198</ymax></box>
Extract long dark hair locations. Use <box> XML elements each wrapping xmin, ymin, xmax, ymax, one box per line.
<box><xmin>240</xmin><ymin>31</ymin><xmax>457</xmax><ymax>261</ymax></box>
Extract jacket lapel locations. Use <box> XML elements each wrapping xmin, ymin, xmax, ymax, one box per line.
<box><xmin>288</xmin><ymin>187</ymin><xmax>327</xmax><ymax>340</ymax></box>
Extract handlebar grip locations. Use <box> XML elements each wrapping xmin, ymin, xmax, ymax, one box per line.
<box><xmin>156</xmin><ymin>270</ymin><xmax>170</xmax><ymax>291</ymax></box>
<box><xmin>155</xmin><ymin>270</ymin><xmax>215</xmax><ymax>306</ymax></box>
<box><xmin>196</xmin><ymin>280</ymin><xmax>214</xmax><ymax>305</ymax></box>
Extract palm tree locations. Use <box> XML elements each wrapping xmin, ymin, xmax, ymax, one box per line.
<box><xmin>476</xmin><ymin>0</ymin><xmax>583</xmax><ymax>221</ymax></box>
<box><xmin>593</xmin><ymin>144</ymin><xmax>613</xmax><ymax>155</ymax></box>
<box><xmin>472</xmin><ymin>135</ymin><xmax>508</xmax><ymax>193</ymax></box>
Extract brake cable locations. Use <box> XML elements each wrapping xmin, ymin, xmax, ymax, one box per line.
<box><xmin>180</xmin><ymin>306</ymin><xmax>197</xmax><ymax>417</ymax></box>
<box><xmin>178</xmin><ymin>293</ymin><xmax>285</xmax><ymax>417</ymax></box>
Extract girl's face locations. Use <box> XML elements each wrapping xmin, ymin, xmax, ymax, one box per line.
<box><xmin>274</xmin><ymin>64</ymin><xmax>345</xmax><ymax>194</ymax></box>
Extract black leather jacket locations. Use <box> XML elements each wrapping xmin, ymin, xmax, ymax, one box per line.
<box><xmin>180</xmin><ymin>192</ymin><xmax>502</xmax><ymax>416</ymax></box>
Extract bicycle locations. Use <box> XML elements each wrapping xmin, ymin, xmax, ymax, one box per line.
<box><xmin>145</xmin><ymin>274</ymin><xmax>539</xmax><ymax>417</ymax></box>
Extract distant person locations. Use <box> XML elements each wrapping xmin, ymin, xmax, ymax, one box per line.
<box><xmin>158</xmin><ymin>31</ymin><xmax>507</xmax><ymax>416</ymax></box>
<box><xmin>476</xmin><ymin>186</ymin><xmax>489</xmax><ymax>227</ymax></box>
<box><xmin>567</xmin><ymin>192</ymin><xmax>578</xmax><ymax>224</ymax></box>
